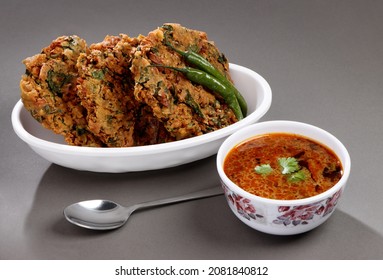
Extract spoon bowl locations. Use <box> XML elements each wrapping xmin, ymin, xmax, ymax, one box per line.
<box><xmin>64</xmin><ymin>200</ymin><xmax>129</xmax><ymax>230</ymax></box>
<box><xmin>64</xmin><ymin>187</ymin><xmax>223</xmax><ymax>230</ymax></box>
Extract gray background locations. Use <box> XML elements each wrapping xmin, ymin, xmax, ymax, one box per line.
<box><xmin>1</xmin><ymin>0</ymin><xmax>382</xmax><ymax>259</ymax></box>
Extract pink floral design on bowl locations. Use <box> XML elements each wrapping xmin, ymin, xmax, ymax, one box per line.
<box><xmin>223</xmin><ymin>185</ymin><xmax>265</xmax><ymax>223</ymax></box>
<box><xmin>273</xmin><ymin>189</ymin><xmax>342</xmax><ymax>227</ymax></box>
<box><xmin>222</xmin><ymin>179</ymin><xmax>343</xmax><ymax>234</ymax></box>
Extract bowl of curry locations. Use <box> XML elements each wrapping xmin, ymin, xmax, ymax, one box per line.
<box><xmin>216</xmin><ymin>120</ymin><xmax>351</xmax><ymax>235</ymax></box>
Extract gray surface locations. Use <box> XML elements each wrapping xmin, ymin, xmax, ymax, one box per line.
<box><xmin>1</xmin><ymin>0</ymin><xmax>382</xmax><ymax>259</ymax></box>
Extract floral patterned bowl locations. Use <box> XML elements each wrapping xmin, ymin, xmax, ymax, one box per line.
<box><xmin>216</xmin><ymin>121</ymin><xmax>351</xmax><ymax>235</ymax></box>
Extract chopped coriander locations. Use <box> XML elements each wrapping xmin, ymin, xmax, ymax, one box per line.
<box><xmin>92</xmin><ymin>69</ymin><xmax>105</xmax><ymax>80</ymax></box>
<box><xmin>278</xmin><ymin>157</ymin><xmax>300</xmax><ymax>174</ymax></box>
<box><xmin>46</xmin><ymin>69</ymin><xmax>72</xmax><ymax>98</ymax></box>
<box><xmin>255</xmin><ymin>164</ymin><xmax>273</xmax><ymax>175</ymax></box>
<box><xmin>185</xmin><ymin>90</ymin><xmax>205</xmax><ymax>118</ymax></box>
<box><xmin>253</xmin><ymin>156</ymin><xmax>309</xmax><ymax>182</ymax></box>
<box><xmin>288</xmin><ymin>170</ymin><xmax>306</xmax><ymax>182</ymax></box>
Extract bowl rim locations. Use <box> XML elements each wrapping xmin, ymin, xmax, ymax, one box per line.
<box><xmin>11</xmin><ymin>63</ymin><xmax>272</xmax><ymax>157</ymax></box>
<box><xmin>216</xmin><ymin>120</ymin><xmax>351</xmax><ymax>205</ymax></box>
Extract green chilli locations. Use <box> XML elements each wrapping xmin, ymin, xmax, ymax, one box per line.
<box><xmin>163</xmin><ymin>33</ymin><xmax>247</xmax><ymax>116</ymax></box>
<box><xmin>151</xmin><ymin>65</ymin><xmax>243</xmax><ymax>120</ymax></box>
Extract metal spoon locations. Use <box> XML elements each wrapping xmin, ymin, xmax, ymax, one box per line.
<box><xmin>63</xmin><ymin>187</ymin><xmax>223</xmax><ymax>230</ymax></box>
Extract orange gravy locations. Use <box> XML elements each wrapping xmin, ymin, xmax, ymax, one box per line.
<box><xmin>223</xmin><ymin>133</ymin><xmax>342</xmax><ymax>200</ymax></box>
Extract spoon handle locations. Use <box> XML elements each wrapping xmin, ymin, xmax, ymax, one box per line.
<box><xmin>129</xmin><ymin>186</ymin><xmax>223</xmax><ymax>213</ymax></box>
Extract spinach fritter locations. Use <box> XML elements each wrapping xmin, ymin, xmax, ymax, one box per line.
<box><xmin>20</xmin><ymin>35</ymin><xmax>103</xmax><ymax>146</ymax></box>
<box><xmin>20</xmin><ymin>24</ymin><xmax>238</xmax><ymax>147</ymax></box>
<box><xmin>130</xmin><ymin>23</ymin><xmax>237</xmax><ymax>140</ymax></box>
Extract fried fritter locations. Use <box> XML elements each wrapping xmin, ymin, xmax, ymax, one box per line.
<box><xmin>134</xmin><ymin>105</ymin><xmax>175</xmax><ymax>145</ymax></box>
<box><xmin>130</xmin><ymin>23</ymin><xmax>237</xmax><ymax>140</ymax></box>
<box><xmin>20</xmin><ymin>35</ymin><xmax>103</xmax><ymax>146</ymax></box>
<box><xmin>20</xmin><ymin>24</ymin><xmax>239</xmax><ymax>148</ymax></box>
<box><xmin>76</xmin><ymin>34</ymin><xmax>174</xmax><ymax>147</ymax></box>
<box><xmin>76</xmin><ymin>34</ymin><xmax>139</xmax><ymax>147</ymax></box>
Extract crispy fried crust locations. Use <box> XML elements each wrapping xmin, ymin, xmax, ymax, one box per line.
<box><xmin>20</xmin><ymin>24</ymin><xmax>238</xmax><ymax>147</ymax></box>
<box><xmin>76</xmin><ymin>34</ymin><xmax>139</xmax><ymax>147</ymax></box>
<box><xmin>76</xmin><ymin>34</ymin><xmax>174</xmax><ymax>147</ymax></box>
<box><xmin>20</xmin><ymin>35</ymin><xmax>104</xmax><ymax>146</ymax></box>
<box><xmin>130</xmin><ymin>23</ymin><xmax>237</xmax><ymax>140</ymax></box>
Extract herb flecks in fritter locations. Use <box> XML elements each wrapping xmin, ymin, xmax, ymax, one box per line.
<box><xmin>76</xmin><ymin>35</ymin><xmax>139</xmax><ymax>147</ymax></box>
<box><xmin>20</xmin><ymin>35</ymin><xmax>104</xmax><ymax>146</ymax></box>
<box><xmin>20</xmin><ymin>24</ymin><xmax>239</xmax><ymax>146</ymax></box>
<box><xmin>76</xmin><ymin>34</ymin><xmax>174</xmax><ymax>147</ymax></box>
<box><xmin>130</xmin><ymin>23</ymin><xmax>237</xmax><ymax>141</ymax></box>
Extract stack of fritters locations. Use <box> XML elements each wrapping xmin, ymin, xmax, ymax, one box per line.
<box><xmin>20</xmin><ymin>23</ymin><xmax>238</xmax><ymax>147</ymax></box>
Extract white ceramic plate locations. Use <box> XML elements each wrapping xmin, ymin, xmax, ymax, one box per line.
<box><xmin>12</xmin><ymin>64</ymin><xmax>272</xmax><ymax>172</ymax></box>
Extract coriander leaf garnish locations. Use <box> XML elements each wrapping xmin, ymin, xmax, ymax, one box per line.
<box><xmin>288</xmin><ymin>169</ymin><xmax>306</xmax><ymax>182</ymax></box>
<box><xmin>278</xmin><ymin>157</ymin><xmax>300</xmax><ymax>174</ymax></box>
<box><xmin>255</xmin><ymin>164</ymin><xmax>273</xmax><ymax>175</ymax></box>
<box><xmin>254</xmin><ymin>157</ymin><xmax>308</xmax><ymax>182</ymax></box>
